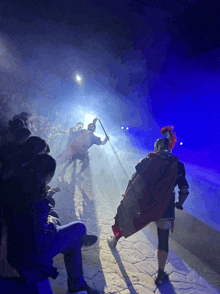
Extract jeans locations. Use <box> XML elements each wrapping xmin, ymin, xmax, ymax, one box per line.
<box><xmin>22</xmin><ymin>221</ymin><xmax>87</xmax><ymax>291</ymax></box>
<box><xmin>46</xmin><ymin>221</ymin><xmax>86</xmax><ymax>291</ymax></box>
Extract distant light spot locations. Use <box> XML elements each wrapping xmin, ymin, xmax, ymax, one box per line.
<box><xmin>76</xmin><ymin>75</ymin><xmax>82</xmax><ymax>81</ymax></box>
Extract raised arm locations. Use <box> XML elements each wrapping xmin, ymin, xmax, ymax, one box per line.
<box><xmin>100</xmin><ymin>135</ymin><xmax>109</xmax><ymax>145</ymax></box>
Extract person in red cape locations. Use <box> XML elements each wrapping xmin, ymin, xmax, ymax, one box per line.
<box><xmin>107</xmin><ymin>126</ymin><xmax>189</xmax><ymax>286</ymax></box>
<box><xmin>57</xmin><ymin>118</ymin><xmax>109</xmax><ymax>177</ymax></box>
<box><xmin>73</xmin><ymin>118</ymin><xmax>109</xmax><ymax>176</ymax></box>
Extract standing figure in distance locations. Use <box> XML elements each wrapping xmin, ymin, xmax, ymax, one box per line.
<box><xmin>72</xmin><ymin>118</ymin><xmax>109</xmax><ymax>176</ymax></box>
<box><xmin>56</xmin><ymin>122</ymin><xmax>84</xmax><ymax>162</ymax></box>
<box><xmin>60</xmin><ymin>118</ymin><xmax>109</xmax><ymax>177</ymax></box>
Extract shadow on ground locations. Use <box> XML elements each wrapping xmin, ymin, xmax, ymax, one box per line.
<box><xmin>48</xmin><ymin>140</ymin><xmax>107</xmax><ymax>293</ymax></box>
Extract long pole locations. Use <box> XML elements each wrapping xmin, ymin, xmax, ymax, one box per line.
<box><xmin>99</xmin><ymin>119</ymin><xmax>130</xmax><ymax>180</ymax></box>
<box><xmin>99</xmin><ymin>119</ymin><xmax>109</xmax><ymax>139</ymax></box>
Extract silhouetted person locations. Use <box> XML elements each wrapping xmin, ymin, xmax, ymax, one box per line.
<box><xmin>71</xmin><ymin>118</ymin><xmax>109</xmax><ymax>176</ymax></box>
<box><xmin>0</xmin><ymin>135</ymin><xmax>47</xmax><ymax>182</ymax></box>
<box><xmin>0</xmin><ymin>154</ymin><xmax>99</xmax><ymax>294</ymax></box>
<box><xmin>12</xmin><ymin>112</ymin><xmax>31</xmax><ymax>128</ymax></box>
<box><xmin>0</xmin><ymin>128</ymin><xmax>31</xmax><ymax>170</ymax></box>
<box><xmin>57</xmin><ymin>118</ymin><xmax>109</xmax><ymax>178</ymax></box>
<box><xmin>0</xmin><ymin>118</ymin><xmax>27</xmax><ymax>146</ymax></box>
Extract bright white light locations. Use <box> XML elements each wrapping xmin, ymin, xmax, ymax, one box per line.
<box><xmin>76</xmin><ymin>75</ymin><xmax>82</xmax><ymax>81</ymax></box>
<box><xmin>121</xmin><ymin>126</ymin><xmax>124</xmax><ymax>130</ymax></box>
<box><xmin>126</xmin><ymin>127</ymin><xmax>129</xmax><ymax>130</ymax></box>
<box><xmin>85</xmin><ymin>114</ymin><xmax>96</xmax><ymax>127</ymax></box>
<box><xmin>180</xmin><ymin>142</ymin><xmax>183</xmax><ymax>145</ymax></box>
<box><xmin>74</xmin><ymin>73</ymin><xmax>83</xmax><ymax>85</ymax></box>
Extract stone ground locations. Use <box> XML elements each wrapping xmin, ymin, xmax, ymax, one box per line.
<box><xmin>47</xmin><ymin>142</ymin><xmax>220</xmax><ymax>294</ymax></box>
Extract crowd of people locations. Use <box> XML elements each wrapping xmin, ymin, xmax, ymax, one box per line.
<box><xmin>0</xmin><ymin>110</ymin><xmax>189</xmax><ymax>293</ymax></box>
<box><xmin>0</xmin><ymin>112</ymin><xmax>102</xmax><ymax>294</ymax></box>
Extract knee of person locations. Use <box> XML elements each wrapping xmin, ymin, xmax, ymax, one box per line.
<box><xmin>74</xmin><ymin>221</ymin><xmax>86</xmax><ymax>234</ymax></box>
<box><xmin>156</xmin><ymin>220</ymin><xmax>171</xmax><ymax>230</ymax></box>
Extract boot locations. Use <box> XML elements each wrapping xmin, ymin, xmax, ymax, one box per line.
<box><xmin>81</xmin><ymin>235</ymin><xmax>98</xmax><ymax>247</ymax></box>
<box><xmin>107</xmin><ymin>235</ymin><xmax>118</xmax><ymax>249</ymax></box>
<box><xmin>155</xmin><ymin>269</ymin><xmax>169</xmax><ymax>286</ymax></box>
<box><xmin>66</xmin><ymin>281</ymin><xmax>99</xmax><ymax>294</ymax></box>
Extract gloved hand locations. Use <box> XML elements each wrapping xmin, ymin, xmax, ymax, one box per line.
<box><xmin>106</xmin><ymin>135</ymin><xmax>110</xmax><ymax>141</ymax></box>
<box><xmin>175</xmin><ymin>202</ymin><xmax>183</xmax><ymax>210</ymax></box>
<box><xmin>93</xmin><ymin>117</ymin><xmax>99</xmax><ymax>123</ymax></box>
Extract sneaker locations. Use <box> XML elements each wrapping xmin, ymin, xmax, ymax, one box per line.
<box><xmin>107</xmin><ymin>235</ymin><xmax>118</xmax><ymax>249</ymax></box>
<box><xmin>81</xmin><ymin>235</ymin><xmax>98</xmax><ymax>247</ymax></box>
<box><xmin>67</xmin><ymin>281</ymin><xmax>99</xmax><ymax>294</ymax></box>
<box><xmin>155</xmin><ymin>270</ymin><xmax>169</xmax><ymax>286</ymax></box>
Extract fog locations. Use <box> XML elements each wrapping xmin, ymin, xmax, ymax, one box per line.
<box><xmin>0</xmin><ymin>1</ymin><xmax>219</xmax><ymax>233</ymax></box>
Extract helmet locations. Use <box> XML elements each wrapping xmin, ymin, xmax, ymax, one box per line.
<box><xmin>76</xmin><ymin>122</ymin><xmax>84</xmax><ymax>127</ymax></box>
<box><xmin>154</xmin><ymin>126</ymin><xmax>177</xmax><ymax>153</ymax></box>
<box><xmin>87</xmin><ymin>118</ymin><xmax>98</xmax><ymax>132</ymax></box>
<box><xmin>75</xmin><ymin>122</ymin><xmax>84</xmax><ymax>130</ymax></box>
<box><xmin>88</xmin><ymin>123</ymin><xmax>96</xmax><ymax>132</ymax></box>
<box><xmin>154</xmin><ymin>138</ymin><xmax>170</xmax><ymax>153</ymax></box>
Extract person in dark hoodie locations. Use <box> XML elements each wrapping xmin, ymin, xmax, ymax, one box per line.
<box><xmin>0</xmin><ymin>128</ymin><xmax>31</xmax><ymax>172</ymax></box>
<box><xmin>0</xmin><ymin>135</ymin><xmax>47</xmax><ymax>182</ymax></box>
<box><xmin>0</xmin><ymin>154</ymin><xmax>99</xmax><ymax>294</ymax></box>
<box><xmin>12</xmin><ymin>112</ymin><xmax>31</xmax><ymax>128</ymax></box>
<box><xmin>0</xmin><ymin>118</ymin><xmax>28</xmax><ymax>147</ymax></box>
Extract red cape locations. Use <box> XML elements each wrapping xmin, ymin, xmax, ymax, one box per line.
<box><xmin>113</xmin><ymin>153</ymin><xmax>179</xmax><ymax>238</ymax></box>
<box><xmin>58</xmin><ymin>129</ymin><xmax>93</xmax><ymax>160</ymax></box>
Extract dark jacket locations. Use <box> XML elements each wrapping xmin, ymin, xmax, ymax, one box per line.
<box><xmin>0</xmin><ymin>173</ymin><xmax>59</xmax><ymax>283</ymax></box>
